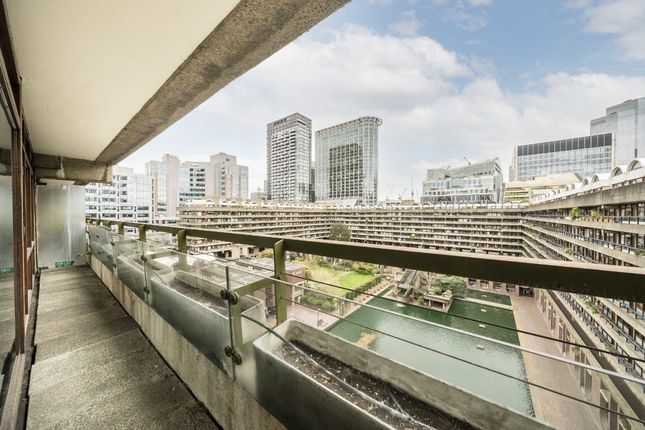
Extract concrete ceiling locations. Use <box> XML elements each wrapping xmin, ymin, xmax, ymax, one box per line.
<box><xmin>5</xmin><ymin>0</ymin><xmax>240</xmax><ymax>160</ymax></box>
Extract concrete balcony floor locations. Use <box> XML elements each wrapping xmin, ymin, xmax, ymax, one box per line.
<box><xmin>27</xmin><ymin>265</ymin><xmax>218</xmax><ymax>429</ymax></box>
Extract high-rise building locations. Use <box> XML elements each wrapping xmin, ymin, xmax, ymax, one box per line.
<box><xmin>179</xmin><ymin>161</ymin><xmax>209</xmax><ymax>204</ymax></box>
<box><xmin>510</xmin><ymin>134</ymin><xmax>613</xmax><ymax>181</ymax></box>
<box><xmin>315</xmin><ymin>117</ymin><xmax>381</xmax><ymax>205</ymax></box>
<box><xmin>208</xmin><ymin>153</ymin><xmax>249</xmax><ymax>199</ymax></box>
<box><xmin>266</xmin><ymin>113</ymin><xmax>311</xmax><ymax>201</ymax></box>
<box><xmin>590</xmin><ymin>97</ymin><xmax>645</xmax><ymax>165</ymax></box>
<box><xmin>85</xmin><ymin>166</ymin><xmax>152</xmax><ymax>223</ymax></box>
<box><xmin>145</xmin><ymin>154</ymin><xmax>180</xmax><ymax>220</ymax></box>
<box><xmin>421</xmin><ymin>158</ymin><xmax>503</xmax><ymax>204</ymax></box>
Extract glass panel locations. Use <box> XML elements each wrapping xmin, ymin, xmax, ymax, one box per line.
<box><xmin>88</xmin><ymin>226</ymin><xmax>113</xmax><ymax>268</ymax></box>
<box><xmin>36</xmin><ymin>184</ymin><xmax>86</xmax><ymax>268</ymax></box>
<box><xmin>143</xmin><ymin>245</ymin><xmax>234</xmax><ymax>374</ymax></box>
<box><xmin>0</xmin><ymin>176</ymin><xmax>14</xmax><ymax>375</ymax></box>
<box><xmin>114</xmin><ymin>237</ymin><xmax>147</xmax><ymax>301</ymax></box>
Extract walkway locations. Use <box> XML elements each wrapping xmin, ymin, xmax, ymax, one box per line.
<box><xmin>455</xmin><ymin>297</ymin><xmax>513</xmax><ymax>310</ymax></box>
<box><xmin>511</xmin><ymin>295</ymin><xmax>601</xmax><ymax>430</ymax></box>
<box><xmin>27</xmin><ymin>265</ymin><xmax>218</xmax><ymax>429</ymax></box>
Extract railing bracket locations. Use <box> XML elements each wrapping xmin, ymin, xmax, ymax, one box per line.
<box><xmin>224</xmin><ymin>345</ymin><xmax>242</xmax><ymax>365</ymax></box>
<box><xmin>220</xmin><ymin>289</ymin><xmax>239</xmax><ymax>305</ymax></box>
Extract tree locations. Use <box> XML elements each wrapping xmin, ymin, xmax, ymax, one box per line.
<box><xmin>570</xmin><ymin>207</ymin><xmax>582</xmax><ymax>220</ymax></box>
<box><xmin>329</xmin><ymin>223</ymin><xmax>351</xmax><ymax>242</ymax></box>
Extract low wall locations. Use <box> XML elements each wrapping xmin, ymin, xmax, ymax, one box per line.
<box><xmin>88</xmin><ymin>256</ymin><xmax>285</xmax><ymax>430</ymax></box>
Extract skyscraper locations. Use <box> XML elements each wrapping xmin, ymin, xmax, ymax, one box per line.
<box><xmin>510</xmin><ymin>134</ymin><xmax>613</xmax><ymax>181</ymax></box>
<box><xmin>266</xmin><ymin>113</ymin><xmax>312</xmax><ymax>201</ymax></box>
<box><xmin>208</xmin><ymin>152</ymin><xmax>249</xmax><ymax>199</ymax></box>
<box><xmin>315</xmin><ymin>117</ymin><xmax>381</xmax><ymax>205</ymax></box>
<box><xmin>590</xmin><ymin>97</ymin><xmax>645</xmax><ymax>165</ymax></box>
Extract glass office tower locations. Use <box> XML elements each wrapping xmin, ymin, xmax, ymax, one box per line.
<box><xmin>510</xmin><ymin>134</ymin><xmax>613</xmax><ymax>181</ymax></box>
<box><xmin>315</xmin><ymin>117</ymin><xmax>382</xmax><ymax>205</ymax></box>
<box><xmin>266</xmin><ymin>113</ymin><xmax>312</xmax><ymax>201</ymax></box>
<box><xmin>421</xmin><ymin>158</ymin><xmax>503</xmax><ymax>204</ymax></box>
<box><xmin>591</xmin><ymin>97</ymin><xmax>645</xmax><ymax>166</ymax></box>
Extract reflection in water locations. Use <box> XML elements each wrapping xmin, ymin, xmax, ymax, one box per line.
<box><xmin>329</xmin><ymin>294</ymin><xmax>535</xmax><ymax>416</ymax></box>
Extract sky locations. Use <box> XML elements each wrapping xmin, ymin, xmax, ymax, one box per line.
<box><xmin>122</xmin><ymin>0</ymin><xmax>645</xmax><ymax>200</ymax></box>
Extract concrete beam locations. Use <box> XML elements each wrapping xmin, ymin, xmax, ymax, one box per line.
<box><xmin>95</xmin><ymin>0</ymin><xmax>348</xmax><ymax>165</ymax></box>
<box><xmin>0</xmin><ymin>149</ymin><xmax>112</xmax><ymax>182</ymax></box>
<box><xmin>529</xmin><ymin>181</ymin><xmax>645</xmax><ymax>210</ymax></box>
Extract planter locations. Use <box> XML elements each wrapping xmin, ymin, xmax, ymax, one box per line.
<box><xmin>148</xmin><ymin>270</ymin><xmax>266</xmax><ymax>373</ymax></box>
<box><xmin>253</xmin><ymin>320</ymin><xmax>550</xmax><ymax>430</ymax></box>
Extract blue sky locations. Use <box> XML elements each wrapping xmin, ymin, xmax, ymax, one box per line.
<box><xmin>123</xmin><ymin>0</ymin><xmax>645</xmax><ymax>199</ymax></box>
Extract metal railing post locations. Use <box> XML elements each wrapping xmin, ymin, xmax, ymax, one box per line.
<box><xmin>177</xmin><ymin>229</ymin><xmax>188</xmax><ymax>268</ymax></box>
<box><xmin>139</xmin><ymin>225</ymin><xmax>147</xmax><ymax>242</ymax></box>
<box><xmin>177</xmin><ymin>229</ymin><xmax>187</xmax><ymax>253</ymax></box>
<box><xmin>273</xmin><ymin>239</ymin><xmax>287</xmax><ymax>324</ymax></box>
<box><xmin>224</xmin><ymin>266</ymin><xmax>243</xmax><ymax>376</ymax></box>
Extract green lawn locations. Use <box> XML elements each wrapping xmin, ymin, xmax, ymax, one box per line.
<box><xmin>339</xmin><ymin>272</ymin><xmax>376</xmax><ymax>291</ymax></box>
<box><xmin>298</xmin><ymin>258</ymin><xmax>378</xmax><ymax>297</ymax></box>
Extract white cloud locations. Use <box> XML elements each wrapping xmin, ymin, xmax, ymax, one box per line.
<box><xmin>573</xmin><ymin>0</ymin><xmax>645</xmax><ymax>60</ymax></box>
<box><xmin>465</xmin><ymin>0</ymin><xmax>492</xmax><ymax>6</ymax></box>
<box><xmin>390</xmin><ymin>10</ymin><xmax>422</xmax><ymax>36</ymax></box>
<box><xmin>125</xmin><ymin>24</ymin><xmax>645</xmax><ymax>199</ymax></box>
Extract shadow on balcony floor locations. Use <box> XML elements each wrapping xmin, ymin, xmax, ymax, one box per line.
<box><xmin>27</xmin><ymin>265</ymin><xmax>219</xmax><ymax>429</ymax></box>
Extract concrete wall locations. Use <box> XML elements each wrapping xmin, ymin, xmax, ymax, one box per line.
<box><xmin>88</xmin><ymin>256</ymin><xmax>285</xmax><ymax>430</ymax></box>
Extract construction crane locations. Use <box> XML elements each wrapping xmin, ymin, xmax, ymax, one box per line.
<box><xmin>464</xmin><ymin>157</ymin><xmax>471</xmax><ymax>166</ymax></box>
<box><xmin>398</xmin><ymin>186</ymin><xmax>407</xmax><ymax>200</ymax></box>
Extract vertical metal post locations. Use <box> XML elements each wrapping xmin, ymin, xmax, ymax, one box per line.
<box><xmin>138</xmin><ymin>224</ymin><xmax>147</xmax><ymax>242</ymax></box>
<box><xmin>273</xmin><ymin>239</ymin><xmax>287</xmax><ymax>324</ymax></box>
<box><xmin>177</xmin><ymin>229</ymin><xmax>187</xmax><ymax>268</ymax></box>
<box><xmin>224</xmin><ymin>266</ymin><xmax>242</xmax><ymax>377</ymax></box>
<box><xmin>177</xmin><ymin>229</ymin><xmax>187</xmax><ymax>253</ymax></box>
<box><xmin>11</xmin><ymin>128</ymin><xmax>25</xmax><ymax>353</ymax></box>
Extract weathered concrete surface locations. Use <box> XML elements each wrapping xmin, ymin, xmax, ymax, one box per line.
<box><xmin>91</xmin><ymin>256</ymin><xmax>286</xmax><ymax>430</ymax></box>
<box><xmin>28</xmin><ymin>265</ymin><xmax>218</xmax><ymax>429</ymax></box>
<box><xmin>528</xmin><ymin>181</ymin><xmax>645</xmax><ymax>210</ymax></box>
<box><xmin>96</xmin><ymin>0</ymin><xmax>348</xmax><ymax>165</ymax></box>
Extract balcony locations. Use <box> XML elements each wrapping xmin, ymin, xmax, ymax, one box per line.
<box><xmin>62</xmin><ymin>219</ymin><xmax>645</xmax><ymax>429</ymax></box>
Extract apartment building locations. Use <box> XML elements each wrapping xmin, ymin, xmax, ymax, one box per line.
<box><xmin>145</xmin><ymin>154</ymin><xmax>180</xmax><ymax>220</ymax></box>
<box><xmin>179</xmin><ymin>161</ymin><xmax>210</xmax><ymax>204</ymax></box>
<box><xmin>315</xmin><ymin>117</ymin><xmax>381</xmax><ymax>205</ymax></box>
<box><xmin>85</xmin><ymin>166</ymin><xmax>152</xmax><ymax>224</ymax></box>
<box><xmin>503</xmin><ymin>172</ymin><xmax>582</xmax><ymax>203</ymax></box>
<box><xmin>266</xmin><ymin>113</ymin><xmax>312</xmax><ymax>201</ymax></box>
<box><xmin>208</xmin><ymin>152</ymin><xmax>249</xmax><ymax>199</ymax></box>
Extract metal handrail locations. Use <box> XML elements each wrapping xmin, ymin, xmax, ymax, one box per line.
<box><xmin>87</xmin><ymin>218</ymin><xmax>645</xmax><ymax>302</ymax></box>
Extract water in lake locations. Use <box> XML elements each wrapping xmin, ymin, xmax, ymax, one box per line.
<box><xmin>328</xmin><ymin>295</ymin><xmax>535</xmax><ymax>416</ymax></box>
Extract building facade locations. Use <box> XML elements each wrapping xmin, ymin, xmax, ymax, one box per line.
<box><xmin>503</xmin><ymin>172</ymin><xmax>582</xmax><ymax>204</ymax></box>
<box><xmin>591</xmin><ymin>97</ymin><xmax>645</xmax><ymax>166</ymax></box>
<box><xmin>421</xmin><ymin>158</ymin><xmax>503</xmax><ymax>204</ymax></box>
<box><xmin>208</xmin><ymin>152</ymin><xmax>249</xmax><ymax>199</ymax></box>
<box><xmin>510</xmin><ymin>134</ymin><xmax>613</xmax><ymax>181</ymax></box>
<box><xmin>315</xmin><ymin>117</ymin><xmax>381</xmax><ymax>205</ymax></box>
<box><xmin>266</xmin><ymin>113</ymin><xmax>312</xmax><ymax>201</ymax></box>
<box><xmin>145</xmin><ymin>154</ymin><xmax>180</xmax><ymax>220</ymax></box>
<box><xmin>85</xmin><ymin>166</ymin><xmax>152</xmax><ymax>224</ymax></box>
<box><xmin>179</xmin><ymin>161</ymin><xmax>209</xmax><ymax>205</ymax></box>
